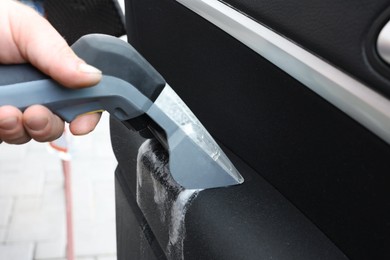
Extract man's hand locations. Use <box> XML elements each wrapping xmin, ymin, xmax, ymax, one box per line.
<box><xmin>0</xmin><ymin>0</ymin><xmax>102</xmax><ymax>144</ymax></box>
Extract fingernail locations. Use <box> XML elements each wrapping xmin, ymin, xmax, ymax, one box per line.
<box><xmin>78</xmin><ymin>63</ymin><xmax>102</xmax><ymax>74</ymax></box>
<box><xmin>26</xmin><ymin>117</ymin><xmax>48</xmax><ymax>131</ymax></box>
<box><xmin>0</xmin><ymin>117</ymin><xmax>18</xmax><ymax>130</ymax></box>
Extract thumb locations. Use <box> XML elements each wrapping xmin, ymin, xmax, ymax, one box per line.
<box><xmin>9</xmin><ymin>1</ymin><xmax>102</xmax><ymax>88</ymax></box>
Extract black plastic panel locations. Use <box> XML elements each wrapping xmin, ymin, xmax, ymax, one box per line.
<box><xmin>116</xmin><ymin>0</ymin><xmax>390</xmax><ymax>259</ymax></box>
<box><xmin>222</xmin><ymin>0</ymin><xmax>390</xmax><ymax>98</ymax></box>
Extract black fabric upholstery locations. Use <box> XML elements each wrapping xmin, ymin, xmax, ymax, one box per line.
<box><xmin>111</xmin><ymin>118</ymin><xmax>347</xmax><ymax>260</ymax></box>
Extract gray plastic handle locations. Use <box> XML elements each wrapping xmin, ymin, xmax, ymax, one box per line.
<box><xmin>0</xmin><ymin>34</ymin><xmax>165</xmax><ymax>122</ymax></box>
<box><xmin>0</xmin><ymin>34</ymin><xmax>166</xmax><ymax>101</ymax></box>
<box><xmin>72</xmin><ymin>34</ymin><xmax>166</xmax><ymax>101</ymax></box>
<box><xmin>0</xmin><ymin>75</ymin><xmax>152</xmax><ymax>122</ymax></box>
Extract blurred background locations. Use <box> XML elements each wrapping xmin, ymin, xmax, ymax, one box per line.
<box><xmin>0</xmin><ymin>1</ymin><xmax>126</xmax><ymax>259</ymax></box>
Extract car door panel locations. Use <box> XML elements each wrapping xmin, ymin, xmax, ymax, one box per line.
<box><xmin>112</xmin><ymin>121</ymin><xmax>347</xmax><ymax>259</ymax></box>
<box><xmin>113</xmin><ymin>0</ymin><xmax>390</xmax><ymax>259</ymax></box>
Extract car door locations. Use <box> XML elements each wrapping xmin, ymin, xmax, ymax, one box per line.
<box><xmin>112</xmin><ymin>0</ymin><xmax>390</xmax><ymax>259</ymax></box>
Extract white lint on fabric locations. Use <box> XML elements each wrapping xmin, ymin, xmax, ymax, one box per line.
<box><xmin>167</xmin><ymin>189</ymin><xmax>200</xmax><ymax>259</ymax></box>
<box><xmin>136</xmin><ymin>140</ymin><xmax>202</xmax><ymax>260</ymax></box>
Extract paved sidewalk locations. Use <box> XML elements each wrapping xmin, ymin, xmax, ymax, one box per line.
<box><xmin>0</xmin><ymin>113</ymin><xmax>117</xmax><ymax>260</ymax></box>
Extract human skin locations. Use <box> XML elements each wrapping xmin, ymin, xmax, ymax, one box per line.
<box><xmin>0</xmin><ymin>0</ymin><xmax>102</xmax><ymax>144</ymax></box>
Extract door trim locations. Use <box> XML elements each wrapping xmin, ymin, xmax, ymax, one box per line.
<box><xmin>177</xmin><ymin>0</ymin><xmax>390</xmax><ymax>145</ymax></box>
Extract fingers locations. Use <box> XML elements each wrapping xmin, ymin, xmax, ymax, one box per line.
<box><xmin>0</xmin><ymin>105</ymin><xmax>64</xmax><ymax>144</ymax></box>
<box><xmin>6</xmin><ymin>1</ymin><xmax>102</xmax><ymax>88</ymax></box>
<box><xmin>0</xmin><ymin>1</ymin><xmax>103</xmax><ymax>144</ymax></box>
<box><xmin>69</xmin><ymin>113</ymin><xmax>102</xmax><ymax>136</ymax></box>
<box><xmin>0</xmin><ymin>106</ymin><xmax>30</xmax><ymax>144</ymax></box>
<box><xmin>23</xmin><ymin>105</ymin><xmax>65</xmax><ymax>142</ymax></box>
<box><xmin>0</xmin><ymin>105</ymin><xmax>102</xmax><ymax>144</ymax></box>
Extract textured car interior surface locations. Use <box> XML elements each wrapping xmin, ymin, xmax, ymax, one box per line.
<box><xmin>112</xmin><ymin>0</ymin><xmax>390</xmax><ymax>259</ymax></box>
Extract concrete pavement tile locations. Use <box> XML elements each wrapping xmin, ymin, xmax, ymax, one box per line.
<box><xmin>24</xmin><ymin>139</ymin><xmax>49</xmax><ymax>153</ymax></box>
<box><xmin>0</xmin><ymin>171</ymin><xmax>45</xmax><ymax>197</ymax></box>
<box><xmin>7</xmin><ymin>206</ymin><xmax>65</xmax><ymax>242</ymax></box>
<box><xmin>46</xmin><ymin>257</ymin><xmax>95</xmax><ymax>260</ymax></box>
<box><xmin>74</xmin><ymin>219</ymin><xmax>116</xmax><ymax>256</ymax></box>
<box><xmin>0</xmin><ymin>162</ymin><xmax>22</xmax><ymax>175</ymax></box>
<box><xmin>44</xmin><ymin>161</ymin><xmax>64</xmax><ymax>184</ymax></box>
<box><xmin>93</xmin><ymin>182</ymin><xmax>116</xmax><ymax>222</ymax></box>
<box><xmin>13</xmin><ymin>182</ymin><xmax>65</xmax><ymax>214</ymax></box>
<box><xmin>0</xmin><ymin>243</ymin><xmax>34</xmax><ymax>260</ymax></box>
<box><xmin>42</xmin><ymin>184</ymin><xmax>66</xmax><ymax>211</ymax></box>
<box><xmin>71</xmin><ymin>135</ymin><xmax>94</xmax><ymax>156</ymax></box>
<box><xmin>72</xmin><ymin>178</ymin><xmax>116</xmax><ymax>222</ymax></box>
<box><xmin>5</xmin><ymin>170</ymin><xmax>60</xmax><ymax>248</ymax></box>
<box><xmin>98</xmin><ymin>255</ymin><xmax>117</xmax><ymax>260</ymax></box>
<box><xmin>0</xmin><ymin>143</ymin><xmax>27</xmax><ymax>174</ymax></box>
<box><xmin>88</xmin><ymin>141</ymin><xmax>115</xmax><ymax>161</ymax></box>
<box><xmin>0</xmin><ymin>141</ymin><xmax>55</xmax><ymax>175</ymax></box>
<box><xmin>20</xmin><ymin>151</ymin><xmax>58</xmax><ymax>175</ymax></box>
<box><xmin>71</xmin><ymin>140</ymin><xmax>115</xmax><ymax>161</ymax></box>
<box><xmin>71</xmin><ymin>159</ymin><xmax>116</xmax><ymax>183</ymax></box>
<box><xmin>45</xmin><ymin>256</ymin><xmax>97</xmax><ymax>260</ymax></box>
<box><xmin>0</xmin><ymin>228</ymin><xmax>6</xmax><ymax>242</ymax></box>
<box><xmin>0</xmin><ymin>142</ymin><xmax>28</xmax><ymax>158</ymax></box>
<box><xmin>0</xmin><ymin>143</ymin><xmax>47</xmax><ymax>198</ymax></box>
<box><xmin>0</xmin><ymin>142</ymin><xmax>28</xmax><ymax>159</ymax></box>
<box><xmin>72</xmin><ymin>179</ymin><xmax>95</xmax><ymax>221</ymax></box>
<box><xmin>0</xmin><ymin>198</ymin><xmax>13</xmax><ymax>226</ymax></box>
<box><xmin>13</xmin><ymin>197</ymin><xmax>42</xmax><ymax>213</ymax></box>
<box><xmin>0</xmin><ymin>113</ymin><xmax>117</xmax><ymax>257</ymax></box>
<box><xmin>39</xmin><ymin>148</ymin><xmax>64</xmax><ymax>185</ymax></box>
<box><xmin>35</xmin><ymin>240</ymin><xmax>66</xmax><ymax>259</ymax></box>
